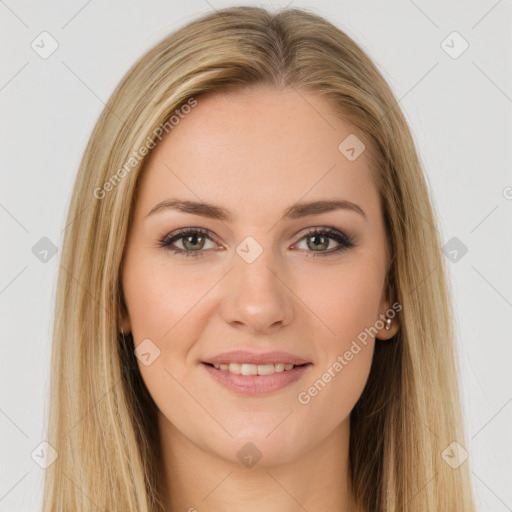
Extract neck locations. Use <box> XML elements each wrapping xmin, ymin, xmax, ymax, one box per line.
<box><xmin>158</xmin><ymin>412</ymin><xmax>362</xmax><ymax>512</ymax></box>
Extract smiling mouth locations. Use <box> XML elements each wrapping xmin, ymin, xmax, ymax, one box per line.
<box><xmin>203</xmin><ymin>362</ymin><xmax>311</xmax><ymax>376</ymax></box>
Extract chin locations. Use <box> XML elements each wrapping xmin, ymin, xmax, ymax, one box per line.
<box><xmin>208</xmin><ymin>423</ymin><xmax>309</xmax><ymax>468</ymax></box>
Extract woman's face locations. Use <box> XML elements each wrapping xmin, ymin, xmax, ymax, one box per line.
<box><xmin>121</xmin><ymin>85</ymin><xmax>397</xmax><ymax>466</ymax></box>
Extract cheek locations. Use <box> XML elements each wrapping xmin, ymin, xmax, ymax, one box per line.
<box><xmin>294</xmin><ymin>253</ymin><xmax>385</xmax><ymax>345</ymax></box>
<box><xmin>122</xmin><ymin>251</ymin><xmax>211</xmax><ymax>342</ymax></box>
<box><xmin>122</xmin><ymin>251</ymin><xmax>220</xmax><ymax>400</ymax></box>
<box><xmin>290</xmin><ymin>258</ymin><xmax>382</xmax><ymax>425</ymax></box>
<box><xmin>121</xmin><ymin>252</ymin><xmax>214</xmax><ymax>433</ymax></box>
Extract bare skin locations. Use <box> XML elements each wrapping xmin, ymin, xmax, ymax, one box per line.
<box><xmin>121</xmin><ymin>85</ymin><xmax>399</xmax><ymax>512</ymax></box>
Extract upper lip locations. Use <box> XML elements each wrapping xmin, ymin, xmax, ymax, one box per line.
<box><xmin>202</xmin><ymin>350</ymin><xmax>311</xmax><ymax>366</ymax></box>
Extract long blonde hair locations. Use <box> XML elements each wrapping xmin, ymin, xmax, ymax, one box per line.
<box><xmin>43</xmin><ymin>6</ymin><xmax>476</xmax><ymax>511</ymax></box>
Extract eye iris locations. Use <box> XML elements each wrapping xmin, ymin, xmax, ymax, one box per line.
<box><xmin>183</xmin><ymin>233</ymin><xmax>205</xmax><ymax>251</ymax></box>
<box><xmin>307</xmin><ymin>234</ymin><xmax>329</xmax><ymax>251</ymax></box>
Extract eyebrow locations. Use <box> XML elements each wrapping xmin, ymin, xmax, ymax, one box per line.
<box><xmin>146</xmin><ymin>198</ymin><xmax>367</xmax><ymax>222</ymax></box>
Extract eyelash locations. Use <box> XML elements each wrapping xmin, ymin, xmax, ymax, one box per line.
<box><xmin>157</xmin><ymin>227</ymin><xmax>356</xmax><ymax>259</ymax></box>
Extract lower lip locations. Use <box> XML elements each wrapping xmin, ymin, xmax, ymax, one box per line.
<box><xmin>201</xmin><ymin>363</ymin><xmax>312</xmax><ymax>396</ymax></box>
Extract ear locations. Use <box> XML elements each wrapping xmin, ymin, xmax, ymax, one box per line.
<box><xmin>375</xmin><ymin>292</ymin><xmax>400</xmax><ymax>341</ymax></box>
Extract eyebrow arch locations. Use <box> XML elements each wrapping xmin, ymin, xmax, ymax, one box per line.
<box><xmin>146</xmin><ymin>198</ymin><xmax>367</xmax><ymax>222</ymax></box>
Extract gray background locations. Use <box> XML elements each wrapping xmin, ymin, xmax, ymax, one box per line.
<box><xmin>1</xmin><ymin>0</ymin><xmax>511</xmax><ymax>510</ymax></box>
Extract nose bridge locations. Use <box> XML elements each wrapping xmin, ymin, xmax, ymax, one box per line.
<box><xmin>220</xmin><ymin>234</ymin><xmax>294</xmax><ymax>332</ymax></box>
<box><xmin>236</xmin><ymin>237</ymin><xmax>280</xmax><ymax>292</ymax></box>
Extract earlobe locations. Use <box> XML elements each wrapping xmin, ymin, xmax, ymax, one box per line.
<box><xmin>376</xmin><ymin>311</ymin><xmax>400</xmax><ymax>341</ymax></box>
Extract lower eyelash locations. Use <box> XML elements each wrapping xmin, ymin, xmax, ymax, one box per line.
<box><xmin>158</xmin><ymin>227</ymin><xmax>355</xmax><ymax>258</ymax></box>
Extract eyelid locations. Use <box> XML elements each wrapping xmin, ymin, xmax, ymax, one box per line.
<box><xmin>290</xmin><ymin>226</ymin><xmax>356</xmax><ymax>253</ymax></box>
<box><xmin>158</xmin><ymin>227</ymin><xmax>221</xmax><ymax>249</ymax></box>
<box><xmin>292</xmin><ymin>225</ymin><xmax>352</xmax><ymax>243</ymax></box>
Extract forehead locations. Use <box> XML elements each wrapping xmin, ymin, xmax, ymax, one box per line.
<box><xmin>135</xmin><ymin>86</ymin><xmax>381</xmax><ymax>223</ymax></box>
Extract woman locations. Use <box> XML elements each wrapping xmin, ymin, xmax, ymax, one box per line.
<box><xmin>43</xmin><ymin>6</ymin><xmax>476</xmax><ymax>511</ymax></box>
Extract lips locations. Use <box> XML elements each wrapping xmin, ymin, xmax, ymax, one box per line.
<box><xmin>201</xmin><ymin>350</ymin><xmax>312</xmax><ymax>395</ymax></box>
<box><xmin>202</xmin><ymin>363</ymin><xmax>311</xmax><ymax>395</ymax></box>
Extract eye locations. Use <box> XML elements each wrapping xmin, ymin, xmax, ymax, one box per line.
<box><xmin>157</xmin><ymin>226</ymin><xmax>356</xmax><ymax>258</ymax></box>
<box><xmin>158</xmin><ymin>228</ymin><xmax>219</xmax><ymax>258</ymax></box>
<box><xmin>292</xmin><ymin>227</ymin><xmax>356</xmax><ymax>257</ymax></box>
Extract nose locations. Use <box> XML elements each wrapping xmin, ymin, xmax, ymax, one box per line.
<box><xmin>219</xmin><ymin>246</ymin><xmax>295</xmax><ymax>335</ymax></box>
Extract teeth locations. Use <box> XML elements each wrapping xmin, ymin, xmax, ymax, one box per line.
<box><xmin>211</xmin><ymin>362</ymin><xmax>300</xmax><ymax>375</ymax></box>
